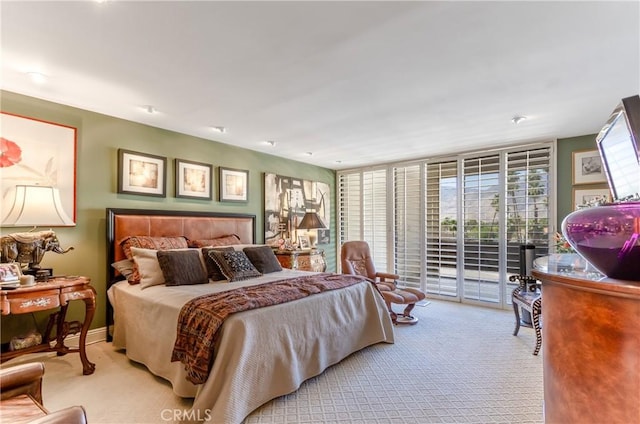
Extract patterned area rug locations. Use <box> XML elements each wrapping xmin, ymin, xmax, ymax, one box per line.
<box><xmin>246</xmin><ymin>300</ymin><xmax>543</xmax><ymax>424</ymax></box>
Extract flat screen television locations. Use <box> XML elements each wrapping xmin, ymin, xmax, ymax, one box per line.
<box><xmin>595</xmin><ymin>95</ymin><xmax>640</xmax><ymax>202</ymax></box>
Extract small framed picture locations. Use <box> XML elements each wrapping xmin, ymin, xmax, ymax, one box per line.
<box><xmin>219</xmin><ymin>167</ymin><xmax>249</xmax><ymax>202</ymax></box>
<box><xmin>573</xmin><ymin>187</ymin><xmax>611</xmax><ymax>210</ymax></box>
<box><xmin>298</xmin><ymin>235</ymin><xmax>311</xmax><ymax>249</ymax></box>
<box><xmin>317</xmin><ymin>229</ymin><xmax>330</xmax><ymax>245</ymax></box>
<box><xmin>0</xmin><ymin>263</ymin><xmax>22</xmax><ymax>284</ymax></box>
<box><xmin>118</xmin><ymin>149</ymin><xmax>166</xmax><ymax>197</ymax></box>
<box><xmin>572</xmin><ymin>149</ymin><xmax>607</xmax><ymax>185</ymax></box>
<box><xmin>175</xmin><ymin>159</ymin><xmax>212</xmax><ymax>200</ymax></box>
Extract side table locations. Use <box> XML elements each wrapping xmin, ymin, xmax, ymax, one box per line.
<box><xmin>0</xmin><ymin>276</ymin><xmax>96</xmax><ymax>375</ymax></box>
<box><xmin>273</xmin><ymin>249</ymin><xmax>326</xmax><ymax>272</ymax></box>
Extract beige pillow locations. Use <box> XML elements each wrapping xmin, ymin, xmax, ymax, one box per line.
<box><xmin>131</xmin><ymin>247</ymin><xmax>206</xmax><ymax>289</ymax></box>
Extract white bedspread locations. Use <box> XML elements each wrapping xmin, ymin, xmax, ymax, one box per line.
<box><xmin>108</xmin><ymin>269</ymin><xmax>394</xmax><ymax>424</ymax></box>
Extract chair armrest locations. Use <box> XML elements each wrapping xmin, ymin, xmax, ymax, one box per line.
<box><xmin>376</xmin><ymin>272</ymin><xmax>400</xmax><ymax>281</ymax></box>
<box><xmin>0</xmin><ymin>362</ymin><xmax>45</xmax><ymax>403</ymax></box>
<box><xmin>27</xmin><ymin>406</ymin><xmax>87</xmax><ymax>424</ymax></box>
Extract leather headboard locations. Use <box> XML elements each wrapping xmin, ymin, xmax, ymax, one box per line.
<box><xmin>107</xmin><ymin>208</ymin><xmax>255</xmax><ymax>279</ymax></box>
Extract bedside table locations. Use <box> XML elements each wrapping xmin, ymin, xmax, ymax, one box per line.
<box><xmin>274</xmin><ymin>249</ymin><xmax>326</xmax><ymax>272</ymax></box>
<box><xmin>0</xmin><ymin>276</ymin><xmax>96</xmax><ymax>375</ymax></box>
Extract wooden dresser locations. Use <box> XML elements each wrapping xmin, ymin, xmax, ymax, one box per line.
<box><xmin>273</xmin><ymin>249</ymin><xmax>326</xmax><ymax>272</ymax></box>
<box><xmin>532</xmin><ymin>258</ymin><xmax>640</xmax><ymax>424</ymax></box>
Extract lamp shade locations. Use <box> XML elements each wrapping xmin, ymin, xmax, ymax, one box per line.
<box><xmin>1</xmin><ymin>185</ymin><xmax>74</xmax><ymax>227</ymax></box>
<box><xmin>297</xmin><ymin>211</ymin><xmax>327</xmax><ymax>230</ymax></box>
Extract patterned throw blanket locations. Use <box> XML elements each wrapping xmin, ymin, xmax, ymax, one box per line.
<box><xmin>171</xmin><ymin>273</ymin><xmax>368</xmax><ymax>384</ymax></box>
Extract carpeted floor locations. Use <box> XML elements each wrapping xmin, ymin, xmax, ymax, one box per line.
<box><xmin>5</xmin><ymin>300</ymin><xmax>544</xmax><ymax>424</ymax></box>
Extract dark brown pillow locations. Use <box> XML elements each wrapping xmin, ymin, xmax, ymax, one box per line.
<box><xmin>157</xmin><ymin>250</ymin><xmax>208</xmax><ymax>286</ymax></box>
<box><xmin>208</xmin><ymin>250</ymin><xmax>262</xmax><ymax>282</ymax></box>
<box><xmin>243</xmin><ymin>246</ymin><xmax>282</xmax><ymax>274</ymax></box>
<box><xmin>201</xmin><ymin>247</ymin><xmax>234</xmax><ymax>281</ymax></box>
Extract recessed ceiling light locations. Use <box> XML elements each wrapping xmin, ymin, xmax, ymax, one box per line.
<box><xmin>26</xmin><ymin>71</ymin><xmax>47</xmax><ymax>84</ymax></box>
<box><xmin>212</xmin><ymin>126</ymin><xmax>226</xmax><ymax>134</ymax></box>
<box><xmin>511</xmin><ymin>115</ymin><xmax>527</xmax><ymax>124</ymax></box>
<box><xmin>264</xmin><ymin>140</ymin><xmax>276</xmax><ymax>147</ymax></box>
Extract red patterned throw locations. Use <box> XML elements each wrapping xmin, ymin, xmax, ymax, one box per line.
<box><xmin>171</xmin><ymin>273</ymin><xmax>368</xmax><ymax>384</ymax></box>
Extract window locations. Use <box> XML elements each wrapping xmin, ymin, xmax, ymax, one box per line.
<box><xmin>338</xmin><ymin>142</ymin><xmax>554</xmax><ymax>309</ymax></box>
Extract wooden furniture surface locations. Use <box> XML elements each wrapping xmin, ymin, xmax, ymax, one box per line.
<box><xmin>0</xmin><ymin>276</ymin><xmax>96</xmax><ymax>375</ymax></box>
<box><xmin>273</xmin><ymin>249</ymin><xmax>326</xmax><ymax>272</ymax></box>
<box><xmin>532</xmin><ymin>265</ymin><xmax>640</xmax><ymax>424</ymax></box>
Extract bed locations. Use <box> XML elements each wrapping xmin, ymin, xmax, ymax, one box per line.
<box><xmin>106</xmin><ymin>208</ymin><xmax>394</xmax><ymax>424</ymax></box>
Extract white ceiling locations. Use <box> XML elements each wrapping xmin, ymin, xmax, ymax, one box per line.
<box><xmin>2</xmin><ymin>1</ymin><xmax>639</xmax><ymax>170</ymax></box>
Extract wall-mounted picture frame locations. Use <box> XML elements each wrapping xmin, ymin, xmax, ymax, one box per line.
<box><xmin>317</xmin><ymin>228</ymin><xmax>330</xmax><ymax>245</ymax></box>
<box><xmin>219</xmin><ymin>167</ymin><xmax>248</xmax><ymax>202</ymax></box>
<box><xmin>0</xmin><ymin>112</ymin><xmax>77</xmax><ymax>225</ymax></box>
<box><xmin>175</xmin><ymin>159</ymin><xmax>212</xmax><ymax>200</ymax></box>
<box><xmin>573</xmin><ymin>187</ymin><xmax>611</xmax><ymax>210</ymax></box>
<box><xmin>298</xmin><ymin>235</ymin><xmax>311</xmax><ymax>249</ymax></box>
<box><xmin>0</xmin><ymin>262</ymin><xmax>22</xmax><ymax>284</ymax></box>
<box><xmin>118</xmin><ymin>149</ymin><xmax>166</xmax><ymax>197</ymax></box>
<box><xmin>572</xmin><ymin>149</ymin><xmax>607</xmax><ymax>185</ymax></box>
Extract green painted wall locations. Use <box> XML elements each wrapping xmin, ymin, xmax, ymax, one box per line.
<box><xmin>0</xmin><ymin>90</ymin><xmax>336</xmax><ymax>339</ymax></box>
<box><xmin>556</xmin><ymin>134</ymin><xmax>601</xmax><ymax>229</ymax></box>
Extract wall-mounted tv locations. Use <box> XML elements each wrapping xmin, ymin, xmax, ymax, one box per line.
<box><xmin>596</xmin><ymin>95</ymin><xmax>640</xmax><ymax>202</ymax></box>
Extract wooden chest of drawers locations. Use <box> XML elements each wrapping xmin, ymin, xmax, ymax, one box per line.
<box><xmin>273</xmin><ymin>249</ymin><xmax>326</xmax><ymax>272</ymax></box>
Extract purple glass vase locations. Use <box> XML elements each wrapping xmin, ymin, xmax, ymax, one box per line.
<box><xmin>561</xmin><ymin>202</ymin><xmax>640</xmax><ymax>281</ymax></box>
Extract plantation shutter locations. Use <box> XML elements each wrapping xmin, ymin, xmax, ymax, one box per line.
<box><xmin>462</xmin><ymin>154</ymin><xmax>501</xmax><ymax>303</ymax></box>
<box><xmin>424</xmin><ymin>160</ymin><xmax>458</xmax><ymax>297</ymax></box>
<box><xmin>394</xmin><ymin>164</ymin><xmax>422</xmax><ymax>288</ymax></box>
<box><xmin>338</xmin><ymin>169</ymin><xmax>388</xmax><ymax>273</ymax></box>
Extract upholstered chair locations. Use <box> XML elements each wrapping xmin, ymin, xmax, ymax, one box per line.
<box><xmin>341</xmin><ymin>240</ymin><xmax>426</xmax><ymax>324</ymax></box>
<box><xmin>0</xmin><ymin>362</ymin><xmax>88</xmax><ymax>423</ymax></box>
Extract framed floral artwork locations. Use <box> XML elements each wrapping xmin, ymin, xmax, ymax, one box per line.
<box><xmin>0</xmin><ymin>112</ymin><xmax>77</xmax><ymax>225</ymax></box>
<box><xmin>118</xmin><ymin>149</ymin><xmax>166</xmax><ymax>197</ymax></box>
<box><xmin>175</xmin><ymin>159</ymin><xmax>212</xmax><ymax>200</ymax></box>
<box><xmin>219</xmin><ymin>167</ymin><xmax>248</xmax><ymax>202</ymax></box>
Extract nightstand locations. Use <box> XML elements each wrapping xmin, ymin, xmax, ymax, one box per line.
<box><xmin>0</xmin><ymin>276</ymin><xmax>96</xmax><ymax>375</ymax></box>
<box><xmin>273</xmin><ymin>249</ymin><xmax>326</xmax><ymax>272</ymax></box>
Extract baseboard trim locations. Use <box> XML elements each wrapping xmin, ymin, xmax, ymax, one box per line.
<box><xmin>63</xmin><ymin>327</ymin><xmax>108</xmax><ymax>346</ymax></box>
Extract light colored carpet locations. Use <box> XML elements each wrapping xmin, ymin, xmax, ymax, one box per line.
<box><xmin>4</xmin><ymin>300</ymin><xmax>543</xmax><ymax>424</ymax></box>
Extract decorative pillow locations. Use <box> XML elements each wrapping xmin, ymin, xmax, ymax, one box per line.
<box><xmin>111</xmin><ymin>259</ymin><xmax>135</xmax><ymax>281</ymax></box>
<box><xmin>201</xmin><ymin>247</ymin><xmax>234</xmax><ymax>281</ymax></box>
<box><xmin>157</xmin><ymin>250</ymin><xmax>208</xmax><ymax>286</ymax></box>
<box><xmin>243</xmin><ymin>246</ymin><xmax>282</xmax><ymax>274</ymax></box>
<box><xmin>208</xmin><ymin>250</ymin><xmax>262</xmax><ymax>282</ymax></box>
<box><xmin>188</xmin><ymin>234</ymin><xmax>241</xmax><ymax>248</ymax></box>
<box><xmin>130</xmin><ymin>247</ymin><xmax>166</xmax><ymax>289</ymax></box>
<box><xmin>121</xmin><ymin>236</ymin><xmax>189</xmax><ymax>284</ymax></box>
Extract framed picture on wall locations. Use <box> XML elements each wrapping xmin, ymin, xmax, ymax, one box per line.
<box><xmin>118</xmin><ymin>149</ymin><xmax>166</xmax><ymax>197</ymax></box>
<box><xmin>175</xmin><ymin>159</ymin><xmax>212</xmax><ymax>200</ymax></box>
<box><xmin>573</xmin><ymin>187</ymin><xmax>611</xmax><ymax>210</ymax></box>
<box><xmin>0</xmin><ymin>112</ymin><xmax>77</xmax><ymax>225</ymax></box>
<box><xmin>572</xmin><ymin>149</ymin><xmax>607</xmax><ymax>185</ymax></box>
<box><xmin>219</xmin><ymin>167</ymin><xmax>248</xmax><ymax>202</ymax></box>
